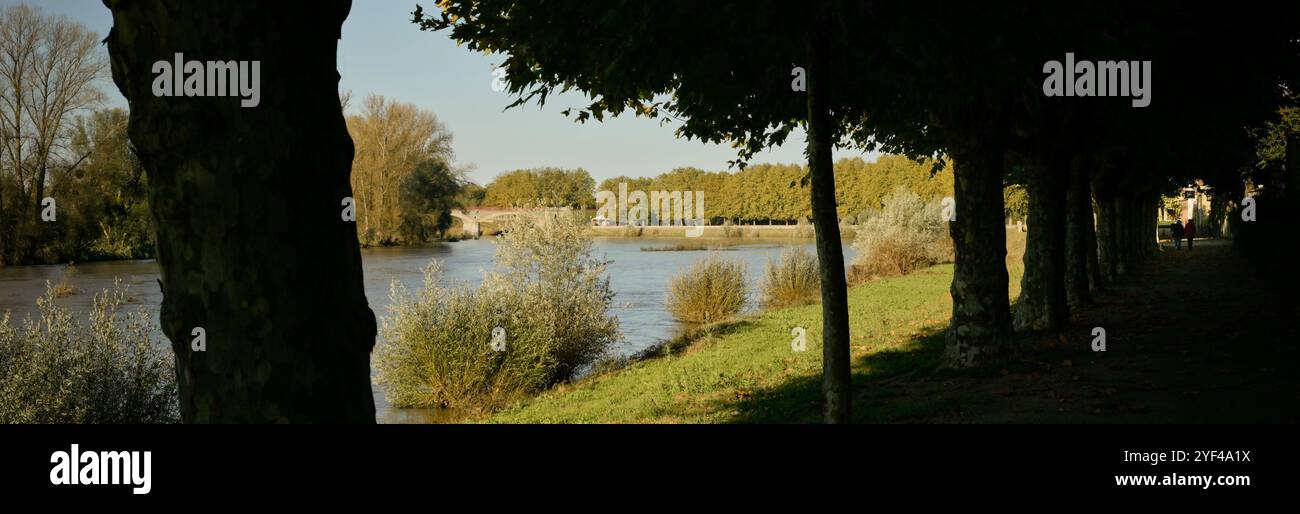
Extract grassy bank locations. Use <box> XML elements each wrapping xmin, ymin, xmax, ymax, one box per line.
<box><xmin>484</xmin><ymin>230</ymin><xmax>1025</xmax><ymax>423</ymax></box>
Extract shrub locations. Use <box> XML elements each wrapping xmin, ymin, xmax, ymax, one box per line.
<box><xmin>50</xmin><ymin>265</ymin><xmax>81</xmax><ymax>298</ymax></box>
<box><xmin>373</xmin><ymin>210</ymin><xmax>620</xmax><ymax>411</ymax></box>
<box><xmin>666</xmin><ymin>253</ymin><xmax>748</xmax><ymax>324</ymax></box>
<box><xmin>0</xmin><ymin>280</ymin><xmax>179</xmax><ymax>423</ymax></box>
<box><xmin>760</xmin><ymin>247</ymin><xmax>820</xmax><ymax>308</ymax></box>
<box><xmin>850</xmin><ymin>186</ymin><xmax>953</xmax><ymax>281</ymax></box>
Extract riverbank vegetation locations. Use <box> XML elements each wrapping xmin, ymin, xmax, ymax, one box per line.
<box><xmin>665</xmin><ymin>253</ymin><xmax>749</xmax><ymax>324</ymax></box>
<box><xmin>484</xmin><ymin>230</ymin><xmax>1025</xmax><ymax>423</ymax></box>
<box><xmin>849</xmin><ymin>188</ymin><xmax>954</xmax><ymax>283</ymax></box>
<box><xmin>0</xmin><ymin>281</ymin><xmax>178</xmax><ymax>423</ymax></box>
<box><xmin>760</xmin><ymin>247</ymin><xmax>820</xmax><ymax>308</ymax></box>
<box><xmin>372</xmin><ymin>211</ymin><xmax>620</xmax><ymax>413</ymax></box>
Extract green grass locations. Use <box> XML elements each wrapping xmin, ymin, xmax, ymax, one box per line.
<box><xmin>484</xmin><ymin>230</ymin><xmax>1026</xmax><ymax>423</ymax></box>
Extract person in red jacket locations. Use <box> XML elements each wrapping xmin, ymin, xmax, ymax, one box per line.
<box><xmin>1184</xmin><ymin>218</ymin><xmax>1196</xmax><ymax>250</ymax></box>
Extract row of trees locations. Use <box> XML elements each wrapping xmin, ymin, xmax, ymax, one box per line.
<box><xmin>593</xmin><ymin>156</ymin><xmax>954</xmax><ymax>224</ymax></box>
<box><xmin>89</xmin><ymin>0</ymin><xmax>1296</xmax><ymax>423</ymax></box>
<box><xmin>419</xmin><ymin>1</ymin><xmax>1300</xmax><ymax>424</ymax></box>
<box><xmin>469</xmin><ymin>156</ymin><xmax>954</xmax><ymax>224</ymax></box>
<box><xmin>477</xmin><ymin>167</ymin><xmax>596</xmax><ymax>209</ymax></box>
<box><xmin>464</xmin><ymin>154</ymin><xmax>1039</xmax><ymax>228</ymax></box>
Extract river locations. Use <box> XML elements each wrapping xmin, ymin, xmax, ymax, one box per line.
<box><xmin>0</xmin><ymin>237</ymin><xmax>854</xmax><ymax>423</ymax></box>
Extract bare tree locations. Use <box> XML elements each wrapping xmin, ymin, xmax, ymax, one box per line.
<box><xmin>0</xmin><ymin>3</ymin><xmax>105</xmax><ymax>263</ymax></box>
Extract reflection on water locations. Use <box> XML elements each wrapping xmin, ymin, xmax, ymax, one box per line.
<box><xmin>0</xmin><ymin>237</ymin><xmax>853</xmax><ymax>423</ymax></box>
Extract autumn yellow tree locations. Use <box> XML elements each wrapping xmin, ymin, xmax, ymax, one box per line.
<box><xmin>346</xmin><ymin>94</ymin><xmax>456</xmax><ymax>245</ymax></box>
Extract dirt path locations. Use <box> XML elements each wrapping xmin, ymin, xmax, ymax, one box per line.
<box><xmin>872</xmin><ymin>238</ymin><xmax>1300</xmax><ymax>423</ymax></box>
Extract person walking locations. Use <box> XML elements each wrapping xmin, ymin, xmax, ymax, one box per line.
<box><xmin>1184</xmin><ymin>218</ymin><xmax>1196</xmax><ymax>250</ymax></box>
<box><xmin>1171</xmin><ymin>219</ymin><xmax>1184</xmax><ymax>250</ymax></box>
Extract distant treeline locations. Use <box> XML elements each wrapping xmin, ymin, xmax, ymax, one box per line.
<box><xmin>472</xmin><ymin>155</ymin><xmax>964</xmax><ymax>224</ymax></box>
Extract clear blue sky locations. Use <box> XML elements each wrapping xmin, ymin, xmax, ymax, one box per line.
<box><xmin>18</xmin><ymin>0</ymin><xmax>876</xmax><ymax>185</ymax></box>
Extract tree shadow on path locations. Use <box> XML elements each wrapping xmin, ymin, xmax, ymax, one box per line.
<box><xmin>726</xmin><ymin>238</ymin><xmax>1300</xmax><ymax>423</ymax></box>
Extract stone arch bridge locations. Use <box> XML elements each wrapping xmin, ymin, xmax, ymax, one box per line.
<box><xmin>449</xmin><ymin>207</ymin><xmax>571</xmax><ymax>237</ymax></box>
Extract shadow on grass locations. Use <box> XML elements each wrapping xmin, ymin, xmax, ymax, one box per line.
<box><xmin>588</xmin><ymin>318</ymin><xmax>761</xmax><ymax>378</ymax></box>
<box><xmin>719</xmin><ymin>326</ymin><xmax>989</xmax><ymax>424</ymax></box>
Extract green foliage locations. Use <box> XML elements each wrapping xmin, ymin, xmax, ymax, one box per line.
<box><xmin>348</xmin><ymin>94</ymin><xmax>460</xmax><ymax>246</ymax></box>
<box><xmin>0</xmin><ymin>280</ymin><xmax>179</xmax><ymax>423</ymax></box>
<box><xmin>414</xmin><ymin>1</ymin><xmax>899</xmax><ymax>162</ymax></box>
<box><xmin>1003</xmin><ymin>184</ymin><xmax>1029</xmax><ymax>222</ymax></box>
<box><xmin>666</xmin><ymin>253</ymin><xmax>748</xmax><ymax>324</ymax></box>
<box><xmin>372</xmin><ymin>262</ymin><xmax>553</xmax><ymax>410</ymax></box>
<box><xmin>455</xmin><ymin>181</ymin><xmax>487</xmax><ymax>207</ymax></box>
<box><xmin>373</xmin><ymin>210</ymin><xmax>620</xmax><ymax>411</ymax></box>
<box><xmin>487</xmin><ymin>264</ymin><xmax>966</xmax><ymax>423</ymax></box>
<box><xmin>1161</xmin><ymin>195</ymin><xmax>1184</xmax><ymax>219</ymax></box>
<box><xmin>1253</xmin><ymin>98</ymin><xmax>1297</xmax><ymax>170</ymax></box>
<box><xmin>590</xmin><ymin>155</ymin><xmax>953</xmax><ymax>225</ymax></box>
<box><xmin>487</xmin><ymin>233</ymin><xmax>1031</xmax><ymax>424</ymax></box>
<box><xmin>835</xmin><ymin>156</ymin><xmax>954</xmax><ymax>223</ymax></box>
<box><xmin>851</xmin><ymin>187</ymin><xmax>953</xmax><ymax>280</ymax></box>
<box><xmin>2</xmin><ymin>108</ymin><xmax>155</xmax><ymax>264</ymax></box>
<box><xmin>483</xmin><ymin>167</ymin><xmax>596</xmax><ymax>208</ymax></box>
<box><xmin>760</xmin><ymin>247</ymin><xmax>820</xmax><ymax>308</ymax></box>
<box><xmin>398</xmin><ymin>159</ymin><xmax>462</xmax><ymax>243</ymax></box>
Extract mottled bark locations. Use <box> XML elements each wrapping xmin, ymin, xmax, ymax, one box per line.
<box><xmin>103</xmin><ymin>0</ymin><xmax>376</xmax><ymax>423</ymax></box>
<box><xmin>1014</xmin><ymin>152</ymin><xmax>1068</xmax><ymax>331</ymax></box>
<box><xmin>1288</xmin><ymin>130</ymin><xmax>1299</xmax><ymax>207</ymax></box>
<box><xmin>1064</xmin><ymin>158</ymin><xmax>1093</xmax><ymax>307</ymax></box>
<box><xmin>1144</xmin><ymin>193</ymin><xmax>1159</xmax><ymax>254</ymax></box>
<box><xmin>0</xmin><ymin>177</ymin><xmax>4</xmax><ymax>264</ymax></box>
<box><xmin>806</xmin><ymin>33</ymin><xmax>851</xmax><ymax>424</ymax></box>
<box><xmin>1207</xmin><ymin>190</ymin><xmax>1227</xmax><ymax>238</ymax></box>
<box><xmin>1113</xmin><ymin>195</ymin><xmax>1129</xmax><ymax>275</ymax></box>
<box><xmin>1094</xmin><ymin>186</ymin><xmax>1118</xmax><ymax>283</ymax></box>
<box><xmin>1084</xmin><ymin>197</ymin><xmax>1104</xmax><ymax>294</ymax></box>
<box><xmin>1220</xmin><ymin>178</ymin><xmax>1247</xmax><ymax>239</ymax></box>
<box><xmin>943</xmin><ymin>138</ymin><xmax>1014</xmax><ymax>367</ymax></box>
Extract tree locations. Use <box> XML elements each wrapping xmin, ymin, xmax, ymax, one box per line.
<box><xmin>416</xmin><ymin>0</ymin><xmax>880</xmax><ymax>422</ymax></box>
<box><xmin>398</xmin><ymin>159</ymin><xmax>461</xmax><ymax>242</ymax></box>
<box><xmin>55</xmin><ymin>107</ymin><xmax>152</xmax><ymax>260</ymax></box>
<box><xmin>0</xmin><ymin>4</ymin><xmax>105</xmax><ymax>263</ymax></box>
<box><xmin>483</xmin><ymin>167</ymin><xmax>594</xmax><ymax>208</ymax></box>
<box><xmin>347</xmin><ymin>93</ymin><xmax>455</xmax><ymax>245</ymax></box>
<box><xmin>455</xmin><ymin>181</ymin><xmax>486</xmax><ymax>208</ymax></box>
<box><xmin>103</xmin><ymin>0</ymin><xmax>376</xmax><ymax>423</ymax></box>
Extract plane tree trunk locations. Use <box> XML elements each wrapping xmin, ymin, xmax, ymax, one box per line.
<box><xmin>1014</xmin><ymin>151</ymin><xmax>1069</xmax><ymax>331</ymax></box>
<box><xmin>806</xmin><ymin>32</ymin><xmax>851</xmax><ymax>424</ymax></box>
<box><xmin>103</xmin><ymin>0</ymin><xmax>376</xmax><ymax>423</ymax></box>
<box><xmin>942</xmin><ymin>133</ymin><xmax>1015</xmax><ymax>367</ymax></box>
<box><xmin>1064</xmin><ymin>157</ymin><xmax>1095</xmax><ymax>306</ymax></box>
